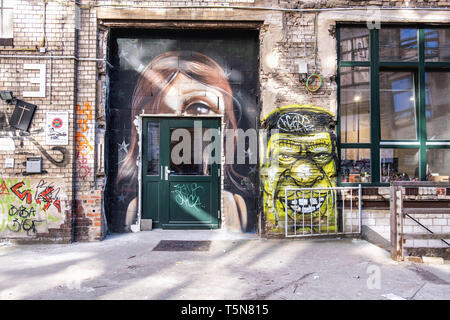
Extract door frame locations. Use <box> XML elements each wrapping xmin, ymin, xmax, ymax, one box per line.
<box><xmin>137</xmin><ymin>114</ymin><xmax>225</xmax><ymax>230</ymax></box>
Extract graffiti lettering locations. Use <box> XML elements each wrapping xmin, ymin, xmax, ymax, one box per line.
<box><xmin>76</xmin><ymin>132</ymin><xmax>94</xmax><ymax>156</ymax></box>
<box><xmin>11</xmin><ymin>182</ymin><xmax>33</xmax><ymax>205</ymax></box>
<box><xmin>6</xmin><ymin>204</ymin><xmax>38</xmax><ymax>233</ymax></box>
<box><xmin>76</xmin><ymin>102</ymin><xmax>94</xmax><ymax>180</ymax></box>
<box><xmin>76</xmin><ymin>151</ymin><xmax>92</xmax><ymax>180</ymax></box>
<box><xmin>35</xmin><ymin>179</ymin><xmax>62</xmax><ymax>213</ymax></box>
<box><xmin>277</xmin><ymin>113</ymin><xmax>313</xmax><ymax>134</ymax></box>
<box><xmin>0</xmin><ymin>180</ymin><xmax>9</xmax><ymax>195</ymax></box>
<box><xmin>9</xmin><ymin>204</ymin><xmax>35</xmax><ymax>218</ymax></box>
<box><xmin>1</xmin><ymin>178</ymin><xmax>64</xmax><ymax>236</ymax></box>
<box><xmin>77</xmin><ymin>102</ymin><xmax>93</xmax><ymax>124</ymax></box>
<box><xmin>172</xmin><ymin>183</ymin><xmax>205</xmax><ymax>210</ymax></box>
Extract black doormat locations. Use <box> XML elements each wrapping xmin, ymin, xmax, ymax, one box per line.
<box><xmin>152</xmin><ymin>240</ymin><xmax>211</xmax><ymax>252</ymax></box>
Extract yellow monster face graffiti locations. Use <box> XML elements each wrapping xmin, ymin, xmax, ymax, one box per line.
<box><xmin>261</xmin><ymin>105</ymin><xmax>337</xmax><ymax>233</ymax></box>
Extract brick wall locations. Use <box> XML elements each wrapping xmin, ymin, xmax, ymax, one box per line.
<box><xmin>0</xmin><ymin>0</ymin><xmax>77</xmax><ymax>243</ymax></box>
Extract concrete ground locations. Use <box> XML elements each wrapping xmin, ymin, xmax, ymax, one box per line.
<box><xmin>0</xmin><ymin>230</ymin><xmax>449</xmax><ymax>300</ymax></box>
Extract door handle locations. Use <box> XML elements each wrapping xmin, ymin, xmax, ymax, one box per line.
<box><xmin>165</xmin><ymin>166</ymin><xmax>170</xmax><ymax>180</ymax></box>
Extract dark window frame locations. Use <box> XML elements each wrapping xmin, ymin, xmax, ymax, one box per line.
<box><xmin>337</xmin><ymin>24</ymin><xmax>450</xmax><ymax>187</ymax></box>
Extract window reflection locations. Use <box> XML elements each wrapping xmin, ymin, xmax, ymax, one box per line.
<box><xmin>380</xmin><ymin>149</ymin><xmax>419</xmax><ymax>182</ymax></box>
<box><xmin>340</xmin><ymin>67</ymin><xmax>370</xmax><ymax>143</ymax></box>
<box><xmin>427</xmin><ymin>149</ymin><xmax>450</xmax><ymax>182</ymax></box>
<box><xmin>169</xmin><ymin>127</ymin><xmax>214</xmax><ymax>176</ymax></box>
<box><xmin>425</xmin><ymin>29</ymin><xmax>450</xmax><ymax>61</ymax></box>
<box><xmin>425</xmin><ymin>72</ymin><xmax>450</xmax><ymax>140</ymax></box>
<box><xmin>380</xmin><ymin>71</ymin><xmax>417</xmax><ymax>140</ymax></box>
<box><xmin>380</xmin><ymin>28</ymin><xmax>418</xmax><ymax>61</ymax></box>
<box><xmin>147</xmin><ymin>122</ymin><xmax>160</xmax><ymax>176</ymax></box>
<box><xmin>341</xmin><ymin>149</ymin><xmax>371</xmax><ymax>183</ymax></box>
<box><xmin>340</xmin><ymin>28</ymin><xmax>370</xmax><ymax>61</ymax></box>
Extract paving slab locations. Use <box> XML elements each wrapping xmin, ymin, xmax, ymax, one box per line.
<box><xmin>0</xmin><ymin>230</ymin><xmax>449</xmax><ymax>300</ymax></box>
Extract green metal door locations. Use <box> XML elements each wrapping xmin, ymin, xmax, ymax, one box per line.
<box><xmin>142</xmin><ymin>117</ymin><xmax>221</xmax><ymax>229</ymax></box>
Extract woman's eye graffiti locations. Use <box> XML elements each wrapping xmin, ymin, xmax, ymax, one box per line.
<box><xmin>185</xmin><ymin>102</ymin><xmax>212</xmax><ymax>115</ymax></box>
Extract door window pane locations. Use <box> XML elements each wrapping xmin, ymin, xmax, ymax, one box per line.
<box><xmin>170</xmin><ymin>127</ymin><xmax>218</xmax><ymax>176</ymax></box>
<box><xmin>425</xmin><ymin>72</ymin><xmax>450</xmax><ymax>140</ymax></box>
<box><xmin>339</xmin><ymin>28</ymin><xmax>370</xmax><ymax>61</ymax></box>
<box><xmin>427</xmin><ymin>149</ymin><xmax>450</xmax><ymax>181</ymax></box>
<box><xmin>380</xmin><ymin>28</ymin><xmax>418</xmax><ymax>61</ymax></box>
<box><xmin>380</xmin><ymin>149</ymin><xmax>419</xmax><ymax>182</ymax></box>
<box><xmin>425</xmin><ymin>29</ymin><xmax>450</xmax><ymax>61</ymax></box>
<box><xmin>380</xmin><ymin>71</ymin><xmax>417</xmax><ymax>140</ymax></box>
<box><xmin>147</xmin><ymin>122</ymin><xmax>160</xmax><ymax>176</ymax></box>
<box><xmin>340</xmin><ymin>66</ymin><xmax>370</xmax><ymax>143</ymax></box>
<box><xmin>340</xmin><ymin>149</ymin><xmax>371</xmax><ymax>183</ymax></box>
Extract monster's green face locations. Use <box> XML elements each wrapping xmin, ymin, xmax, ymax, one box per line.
<box><xmin>261</xmin><ymin>105</ymin><xmax>337</xmax><ymax>231</ymax></box>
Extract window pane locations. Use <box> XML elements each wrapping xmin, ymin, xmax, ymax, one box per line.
<box><xmin>169</xmin><ymin>127</ymin><xmax>213</xmax><ymax>176</ymax></box>
<box><xmin>1</xmin><ymin>9</ymin><xmax>13</xmax><ymax>39</ymax></box>
<box><xmin>425</xmin><ymin>72</ymin><xmax>450</xmax><ymax>140</ymax></box>
<box><xmin>340</xmin><ymin>66</ymin><xmax>370</xmax><ymax>143</ymax></box>
<box><xmin>340</xmin><ymin>149</ymin><xmax>371</xmax><ymax>183</ymax></box>
<box><xmin>425</xmin><ymin>29</ymin><xmax>450</xmax><ymax>62</ymax></box>
<box><xmin>380</xmin><ymin>71</ymin><xmax>417</xmax><ymax>140</ymax></box>
<box><xmin>427</xmin><ymin>149</ymin><xmax>450</xmax><ymax>181</ymax></box>
<box><xmin>379</xmin><ymin>28</ymin><xmax>418</xmax><ymax>61</ymax></box>
<box><xmin>339</xmin><ymin>28</ymin><xmax>370</xmax><ymax>61</ymax></box>
<box><xmin>380</xmin><ymin>149</ymin><xmax>419</xmax><ymax>182</ymax></box>
<box><xmin>147</xmin><ymin>122</ymin><xmax>160</xmax><ymax>176</ymax></box>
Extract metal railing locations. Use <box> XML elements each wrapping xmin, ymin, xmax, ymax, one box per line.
<box><xmin>390</xmin><ymin>182</ymin><xmax>450</xmax><ymax>261</ymax></box>
<box><xmin>284</xmin><ymin>185</ymin><xmax>362</xmax><ymax>238</ymax></box>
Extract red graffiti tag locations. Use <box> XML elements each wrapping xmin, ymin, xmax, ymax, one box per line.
<box><xmin>76</xmin><ymin>132</ymin><xmax>93</xmax><ymax>156</ymax></box>
<box><xmin>0</xmin><ymin>180</ymin><xmax>9</xmax><ymax>195</ymax></box>
<box><xmin>76</xmin><ymin>151</ymin><xmax>92</xmax><ymax>180</ymax></box>
<box><xmin>10</xmin><ymin>182</ymin><xmax>32</xmax><ymax>204</ymax></box>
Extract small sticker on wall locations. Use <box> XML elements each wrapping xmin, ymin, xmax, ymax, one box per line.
<box><xmin>46</xmin><ymin>111</ymin><xmax>68</xmax><ymax>145</ymax></box>
<box><xmin>0</xmin><ymin>138</ymin><xmax>15</xmax><ymax>151</ymax></box>
<box><xmin>5</xmin><ymin>158</ymin><xmax>14</xmax><ymax>168</ymax></box>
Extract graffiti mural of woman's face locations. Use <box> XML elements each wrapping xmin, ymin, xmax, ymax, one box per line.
<box><xmin>115</xmin><ymin>50</ymin><xmax>247</xmax><ymax>231</ymax></box>
<box><xmin>116</xmin><ymin>51</ymin><xmax>235</xmax><ymax>189</ymax></box>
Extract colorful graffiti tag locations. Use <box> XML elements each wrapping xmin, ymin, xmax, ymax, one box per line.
<box><xmin>260</xmin><ymin>105</ymin><xmax>338</xmax><ymax>233</ymax></box>
<box><xmin>0</xmin><ymin>178</ymin><xmax>64</xmax><ymax>236</ymax></box>
<box><xmin>171</xmin><ymin>183</ymin><xmax>206</xmax><ymax>211</ymax></box>
<box><xmin>76</xmin><ymin>102</ymin><xmax>94</xmax><ymax>181</ymax></box>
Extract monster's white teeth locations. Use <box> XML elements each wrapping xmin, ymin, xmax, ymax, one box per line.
<box><xmin>286</xmin><ymin>196</ymin><xmax>327</xmax><ymax>213</ymax></box>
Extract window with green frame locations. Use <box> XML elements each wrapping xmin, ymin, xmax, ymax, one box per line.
<box><xmin>337</xmin><ymin>25</ymin><xmax>450</xmax><ymax>186</ymax></box>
